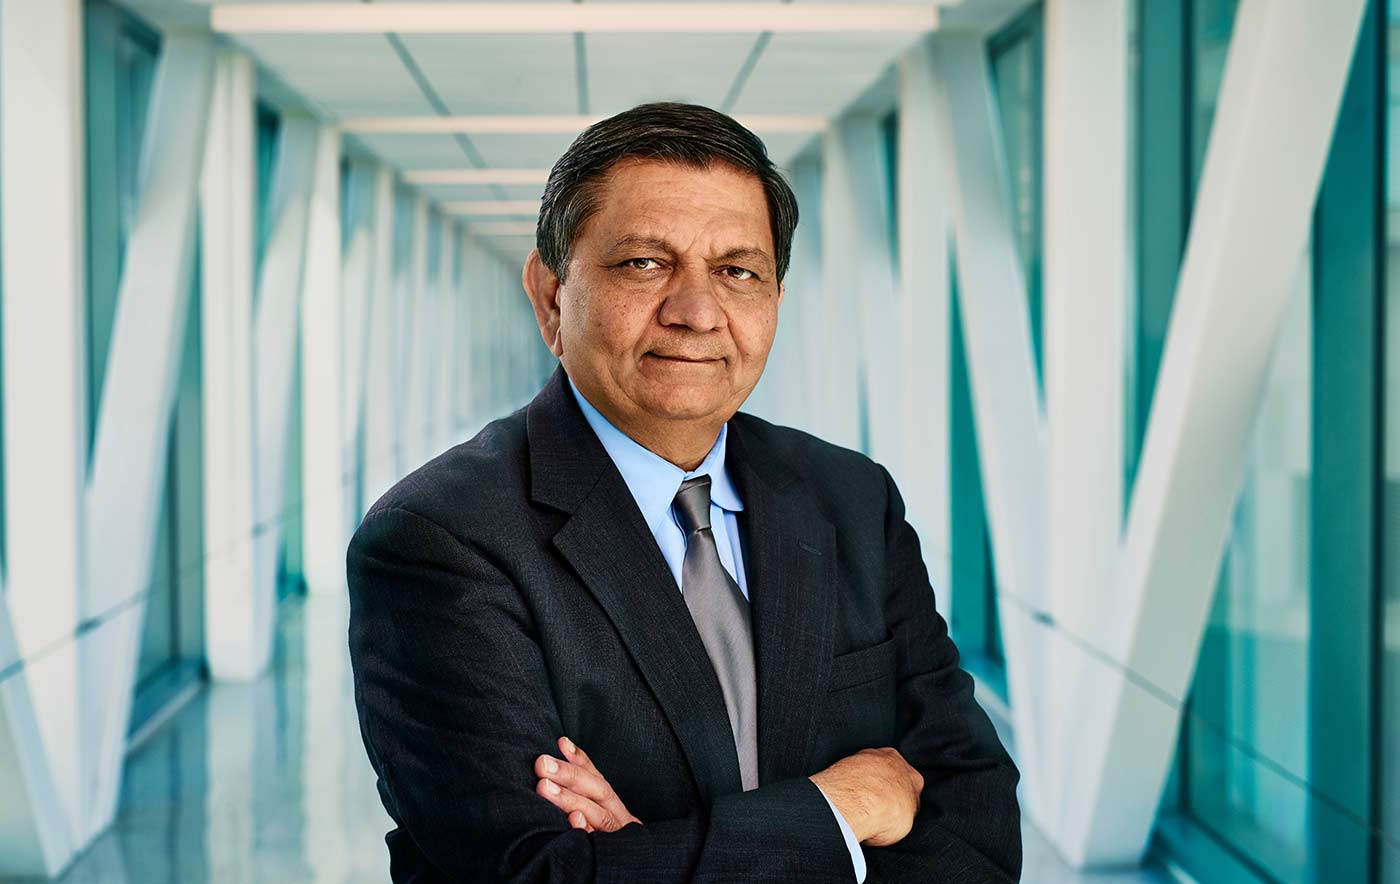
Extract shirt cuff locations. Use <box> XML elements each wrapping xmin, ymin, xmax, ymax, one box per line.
<box><xmin>813</xmin><ymin>782</ymin><xmax>867</xmax><ymax>883</ymax></box>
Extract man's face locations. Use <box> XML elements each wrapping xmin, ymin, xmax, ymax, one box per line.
<box><xmin>537</xmin><ymin>157</ymin><xmax>784</xmax><ymax>431</ymax></box>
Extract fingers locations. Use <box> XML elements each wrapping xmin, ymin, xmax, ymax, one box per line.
<box><xmin>534</xmin><ymin>753</ymin><xmax>619</xmax><ymax>808</ymax></box>
<box><xmin>535</xmin><ymin>738</ymin><xmax>641</xmax><ymax>833</ymax></box>
<box><xmin>558</xmin><ymin>735</ymin><xmax>596</xmax><ymax>772</ymax></box>
<box><xmin>535</xmin><ymin>777</ymin><xmax>618</xmax><ymax>832</ymax></box>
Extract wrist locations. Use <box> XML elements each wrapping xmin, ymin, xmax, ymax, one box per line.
<box><xmin>809</xmin><ymin>773</ymin><xmax>871</xmax><ymax>843</ymax></box>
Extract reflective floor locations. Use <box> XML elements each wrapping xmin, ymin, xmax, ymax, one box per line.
<box><xmin>23</xmin><ymin>595</ymin><xmax>1178</xmax><ymax>884</ymax></box>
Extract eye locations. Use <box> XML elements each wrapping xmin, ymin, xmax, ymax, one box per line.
<box><xmin>723</xmin><ymin>266</ymin><xmax>756</xmax><ymax>281</ymax></box>
<box><xmin>623</xmin><ymin>257</ymin><xmax>661</xmax><ymax>271</ymax></box>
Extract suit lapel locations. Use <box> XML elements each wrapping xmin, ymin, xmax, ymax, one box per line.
<box><xmin>727</xmin><ymin>416</ymin><xmax>837</xmax><ymax>786</ymax></box>
<box><xmin>527</xmin><ymin>367</ymin><xmax>743</xmax><ymax>805</ymax></box>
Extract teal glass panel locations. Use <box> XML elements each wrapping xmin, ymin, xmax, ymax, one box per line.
<box><xmin>85</xmin><ymin>0</ymin><xmax>159</xmax><ymax>460</ymax></box>
<box><xmin>255</xmin><ymin>103</ymin><xmax>281</xmax><ymax>282</ymax></box>
<box><xmin>988</xmin><ymin>7</ymin><xmax>1044</xmax><ymax>386</ymax></box>
<box><xmin>278</xmin><ymin>335</ymin><xmax>305</xmax><ymax>600</ymax></box>
<box><xmin>1383</xmin><ymin>3</ymin><xmax>1400</xmax><ymax>881</ymax></box>
<box><xmin>1177</xmin><ymin>2</ymin><xmax>1316</xmax><ymax>880</ymax></box>
<box><xmin>949</xmin><ymin>242</ymin><xmax>1005</xmax><ymax>697</ymax></box>
<box><xmin>138</xmin><ymin>241</ymin><xmax>205</xmax><ymax>691</ymax></box>
<box><xmin>946</xmin><ymin>5</ymin><xmax>1043</xmax><ymax>688</ymax></box>
<box><xmin>1129</xmin><ymin>0</ymin><xmax>1188</xmax><ymax>501</ymax></box>
<box><xmin>85</xmin><ymin>5</ymin><xmax>206</xmax><ymax>715</ymax></box>
<box><xmin>881</xmin><ymin>109</ymin><xmax>899</xmax><ymax>264</ymax></box>
<box><xmin>1161</xmin><ymin>1</ymin><xmax>1386</xmax><ymax>882</ymax></box>
<box><xmin>1182</xmin><ymin>250</ymin><xmax>1313</xmax><ymax>881</ymax></box>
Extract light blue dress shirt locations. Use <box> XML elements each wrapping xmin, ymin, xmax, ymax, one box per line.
<box><xmin>568</xmin><ymin>378</ymin><xmax>867</xmax><ymax>883</ymax></box>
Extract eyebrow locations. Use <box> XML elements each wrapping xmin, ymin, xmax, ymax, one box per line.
<box><xmin>604</xmin><ymin>236</ymin><xmax>775</xmax><ymax>274</ymax></box>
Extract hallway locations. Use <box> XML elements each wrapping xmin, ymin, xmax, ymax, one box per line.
<box><xmin>20</xmin><ymin>596</ymin><xmax>1176</xmax><ymax>884</ymax></box>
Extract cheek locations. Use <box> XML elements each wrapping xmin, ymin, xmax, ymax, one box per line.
<box><xmin>565</xmin><ymin>290</ymin><xmax>654</xmax><ymax>356</ymax></box>
<box><xmin>732</xmin><ymin>307</ymin><xmax>780</xmax><ymax>362</ymax></box>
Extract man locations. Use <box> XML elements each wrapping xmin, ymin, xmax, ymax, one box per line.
<box><xmin>347</xmin><ymin>102</ymin><xmax>1020</xmax><ymax>883</ymax></box>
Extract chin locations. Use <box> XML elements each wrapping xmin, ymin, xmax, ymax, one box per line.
<box><xmin>634</xmin><ymin>385</ymin><xmax>730</xmax><ymax>422</ymax></box>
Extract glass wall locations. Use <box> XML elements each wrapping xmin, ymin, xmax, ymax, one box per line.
<box><xmin>1145</xmin><ymin>1</ymin><xmax>1387</xmax><ymax>882</ymax></box>
<box><xmin>988</xmin><ymin>6</ymin><xmax>1044</xmax><ymax>383</ymax></box>
<box><xmin>1384</xmin><ymin>6</ymin><xmax>1400</xmax><ymax>881</ymax></box>
<box><xmin>948</xmin><ymin>5</ymin><xmax>1045</xmax><ymax>693</ymax></box>
<box><xmin>85</xmin><ymin>0</ymin><xmax>207</xmax><ymax>723</ymax></box>
<box><xmin>1179</xmin><ymin>3</ymin><xmax>1316</xmax><ymax>880</ymax></box>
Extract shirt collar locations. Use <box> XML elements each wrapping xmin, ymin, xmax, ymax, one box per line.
<box><xmin>567</xmin><ymin>376</ymin><xmax>745</xmax><ymax>536</ymax></box>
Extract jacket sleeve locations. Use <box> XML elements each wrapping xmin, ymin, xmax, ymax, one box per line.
<box><xmin>861</xmin><ymin>465</ymin><xmax>1023</xmax><ymax>883</ymax></box>
<box><xmin>347</xmin><ymin>504</ymin><xmax>861</xmax><ymax>884</ymax></box>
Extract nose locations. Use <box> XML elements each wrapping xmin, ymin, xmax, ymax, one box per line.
<box><xmin>656</xmin><ymin>263</ymin><xmax>726</xmax><ymax>333</ymax></box>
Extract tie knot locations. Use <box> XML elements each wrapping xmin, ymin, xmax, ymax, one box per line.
<box><xmin>672</xmin><ymin>474</ymin><xmax>713</xmax><ymax>536</ymax></box>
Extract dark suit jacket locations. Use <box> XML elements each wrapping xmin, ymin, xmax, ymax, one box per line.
<box><xmin>347</xmin><ymin>365</ymin><xmax>1021</xmax><ymax>883</ymax></box>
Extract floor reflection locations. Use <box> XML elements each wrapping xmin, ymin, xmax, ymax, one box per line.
<box><xmin>21</xmin><ymin>594</ymin><xmax>1177</xmax><ymax>884</ymax></box>
<box><xmin>30</xmin><ymin>595</ymin><xmax>391</xmax><ymax>884</ymax></box>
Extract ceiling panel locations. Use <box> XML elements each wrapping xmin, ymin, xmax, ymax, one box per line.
<box><xmin>585</xmin><ymin>31</ymin><xmax>755</xmax><ymax>112</ymax></box>
<box><xmin>728</xmin><ymin>30</ymin><xmax>920</xmax><ymax>116</ymax></box>
<box><xmin>194</xmin><ymin>0</ymin><xmax>945</xmax><ymax>224</ymax></box>
<box><xmin>231</xmin><ymin>33</ymin><xmax>436</xmax><ymax>116</ymax></box>
<box><xmin>352</xmin><ymin>132</ymin><xmax>472</xmax><ymax>169</ymax></box>
<box><xmin>464</xmin><ymin>132</ymin><xmax>577</xmax><ymax>168</ymax></box>
<box><xmin>395</xmin><ymin>33</ymin><xmax>578</xmax><ymax>114</ymax></box>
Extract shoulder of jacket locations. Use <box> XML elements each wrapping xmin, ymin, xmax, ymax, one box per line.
<box><xmin>360</xmin><ymin>406</ymin><xmax>531</xmax><ymax>531</ymax></box>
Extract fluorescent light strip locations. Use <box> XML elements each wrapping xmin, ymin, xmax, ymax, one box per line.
<box><xmin>470</xmin><ymin>221</ymin><xmax>540</xmax><ymax>236</ymax></box>
<box><xmin>348</xmin><ymin>115</ymin><xmax>603</xmax><ymax>134</ymax></box>
<box><xmin>444</xmin><ymin>200</ymin><xmax>542</xmax><ymax>216</ymax></box>
<box><xmin>342</xmin><ymin>114</ymin><xmax>827</xmax><ymax>135</ymax></box>
<box><xmin>211</xmin><ymin>3</ymin><xmax>940</xmax><ymax>34</ymax></box>
<box><xmin>404</xmin><ymin>169</ymin><xmax>550</xmax><ymax>185</ymax></box>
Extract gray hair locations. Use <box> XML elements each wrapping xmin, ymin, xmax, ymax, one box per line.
<box><xmin>536</xmin><ymin>102</ymin><xmax>799</xmax><ymax>282</ymax></box>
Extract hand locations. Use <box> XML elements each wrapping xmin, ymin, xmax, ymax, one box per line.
<box><xmin>809</xmin><ymin>747</ymin><xmax>924</xmax><ymax>847</ymax></box>
<box><xmin>534</xmin><ymin>736</ymin><xmax>642</xmax><ymax>833</ymax></box>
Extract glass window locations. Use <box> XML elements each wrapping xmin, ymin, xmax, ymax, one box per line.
<box><xmin>881</xmin><ymin>109</ymin><xmax>899</xmax><ymax>265</ymax></box>
<box><xmin>988</xmin><ymin>9</ymin><xmax>1044</xmax><ymax>384</ymax></box>
<box><xmin>85</xmin><ymin>0</ymin><xmax>159</xmax><ymax>456</ymax></box>
<box><xmin>1176</xmin><ymin>6</ymin><xmax>1320</xmax><ymax>880</ymax></box>
<box><xmin>1383</xmin><ymin>3</ymin><xmax>1400</xmax><ymax>880</ymax></box>
<box><xmin>1182</xmin><ymin>248</ymin><xmax>1312</xmax><ymax>882</ymax></box>
<box><xmin>948</xmin><ymin>6</ymin><xmax>1045</xmax><ymax>693</ymax></box>
<box><xmin>1148</xmin><ymin>1</ymin><xmax>1386</xmax><ymax>882</ymax></box>
<box><xmin>86</xmin><ymin>2</ymin><xmax>206</xmax><ymax>719</ymax></box>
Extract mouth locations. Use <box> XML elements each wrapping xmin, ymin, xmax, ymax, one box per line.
<box><xmin>646</xmin><ymin>352</ymin><xmax>723</xmax><ymax>364</ymax></box>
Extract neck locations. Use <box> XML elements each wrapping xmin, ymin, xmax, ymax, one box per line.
<box><xmin>566</xmin><ymin>371</ymin><xmax>730</xmax><ymax>471</ymax></box>
<box><xmin>617</xmin><ymin>419</ymin><xmax>721</xmax><ymax>472</ymax></box>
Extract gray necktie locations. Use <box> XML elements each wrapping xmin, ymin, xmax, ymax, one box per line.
<box><xmin>672</xmin><ymin>475</ymin><xmax>758</xmax><ymax>792</ymax></box>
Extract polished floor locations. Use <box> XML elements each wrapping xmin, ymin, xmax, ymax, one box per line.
<box><xmin>21</xmin><ymin>595</ymin><xmax>1180</xmax><ymax>884</ymax></box>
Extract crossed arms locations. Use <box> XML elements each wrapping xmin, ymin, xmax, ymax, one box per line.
<box><xmin>346</xmin><ymin>466</ymin><xmax>1021</xmax><ymax>882</ymax></box>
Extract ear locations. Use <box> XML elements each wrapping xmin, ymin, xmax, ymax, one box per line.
<box><xmin>775</xmin><ymin>278</ymin><xmax>785</xmax><ymax>311</ymax></box>
<box><xmin>522</xmin><ymin>249</ymin><xmax>565</xmax><ymax>357</ymax></box>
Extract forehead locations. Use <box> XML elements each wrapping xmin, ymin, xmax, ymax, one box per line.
<box><xmin>582</xmin><ymin>158</ymin><xmax>773</xmax><ymax>249</ymax></box>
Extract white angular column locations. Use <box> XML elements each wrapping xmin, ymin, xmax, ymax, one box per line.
<box><xmin>338</xmin><ymin>161</ymin><xmax>377</xmax><ymax>530</ymax></box>
<box><xmin>201</xmin><ymin>51</ymin><xmax>259</xmax><ymax>679</ymax></box>
<box><xmin>1039</xmin><ymin>0</ymin><xmax>1129</xmax><ymax>843</ymax></box>
<box><xmin>928</xmin><ymin>31</ymin><xmax>1050</xmax><ymax>821</ymax></box>
<box><xmin>0</xmin><ymin>0</ymin><xmax>86</xmax><ymax>872</ymax></box>
<box><xmin>301</xmin><ymin>125</ymin><xmax>347</xmax><ymax>596</ymax></box>
<box><xmin>400</xmin><ymin>198</ymin><xmax>431</xmax><ymax>472</ymax></box>
<box><xmin>247</xmin><ymin>116</ymin><xmax>318</xmax><ymax>675</ymax></box>
<box><xmin>895</xmin><ymin>42</ymin><xmax>953</xmax><ymax>619</ymax></box>
<box><xmin>818</xmin><ymin>120</ymin><xmax>876</xmax><ymax>452</ymax></box>
<box><xmin>1067</xmin><ymin>0</ymin><xmax>1367</xmax><ymax>864</ymax></box>
<box><xmin>361</xmin><ymin>168</ymin><xmax>399</xmax><ymax>510</ymax></box>
<box><xmin>433</xmin><ymin>222</ymin><xmax>459</xmax><ymax>455</ymax></box>
<box><xmin>82</xmin><ymin>33</ymin><xmax>216</xmax><ymax>839</ymax></box>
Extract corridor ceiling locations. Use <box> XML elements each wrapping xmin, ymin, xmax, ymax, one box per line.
<box><xmin>125</xmin><ymin>0</ymin><xmax>1029</xmax><ymax>252</ymax></box>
